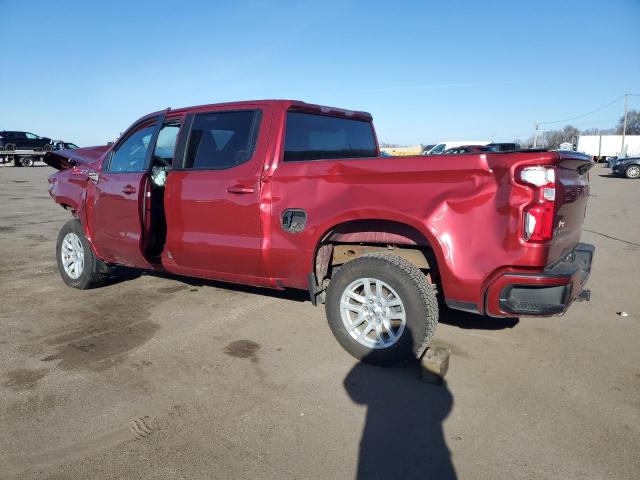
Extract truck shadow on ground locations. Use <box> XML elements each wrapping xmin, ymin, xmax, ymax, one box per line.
<box><xmin>438</xmin><ymin>304</ymin><xmax>519</xmax><ymax>330</ymax></box>
<box><xmin>105</xmin><ymin>267</ymin><xmax>310</xmax><ymax>302</ymax></box>
<box><xmin>105</xmin><ymin>268</ymin><xmax>520</xmax><ymax>326</ymax></box>
<box><xmin>344</xmin><ymin>330</ymin><xmax>457</xmax><ymax>480</ymax></box>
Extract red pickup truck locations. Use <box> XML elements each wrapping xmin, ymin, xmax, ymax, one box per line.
<box><xmin>45</xmin><ymin>100</ymin><xmax>594</xmax><ymax>366</ymax></box>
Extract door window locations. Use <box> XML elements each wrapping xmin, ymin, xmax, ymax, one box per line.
<box><xmin>183</xmin><ymin>110</ymin><xmax>260</xmax><ymax>170</ymax></box>
<box><xmin>108</xmin><ymin>125</ymin><xmax>156</xmax><ymax>172</ymax></box>
<box><xmin>25</xmin><ymin>132</ymin><xmax>38</xmax><ymax>139</ymax></box>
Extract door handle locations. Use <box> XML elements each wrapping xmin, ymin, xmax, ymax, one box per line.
<box><xmin>122</xmin><ymin>185</ymin><xmax>137</xmax><ymax>194</ymax></box>
<box><xmin>227</xmin><ymin>185</ymin><xmax>255</xmax><ymax>194</ymax></box>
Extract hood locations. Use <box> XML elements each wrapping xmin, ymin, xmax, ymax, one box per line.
<box><xmin>43</xmin><ymin>145</ymin><xmax>110</xmax><ymax>170</ymax></box>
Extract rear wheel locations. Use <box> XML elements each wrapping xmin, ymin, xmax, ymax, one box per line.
<box><xmin>325</xmin><ymin>253</ymin><xmax>438</xmax><ymax>366</ymax></box>
<box><xmin>625</xmin><ymin>165</ymin><xmax>640</xmax><ymax>179</ymax></box>
<box><xmin>20</xmin><ymin>156</ymin><xmax>35</xmax><ymax>167</ymax></box>
<box><xmin>56</xmin><ymin>220</ymin><xmax>111</xmax><ymax>289</ymax></box>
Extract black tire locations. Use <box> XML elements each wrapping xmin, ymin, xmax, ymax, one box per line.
<box><xmin>625</xmin><ymin>165</ymin><xmax>640</xmax><ymax>179</ymax></box>
<box><xmin>325</xmin><ymin>253</ymin><xmax>438</xmax><ymax>367</ymax></box>
<box><xmin>6</xmin><ymin>143</ymin><xmax>16</xmax><ymax>151</ymax></box>
<box><xmin>43</xmin><ymin>144</ymin><xmax>53</xmax><ymax>152</ymax></box>
<box><xmin>56</xmin><ymin>220</ymin><xmax>111</xmax><ymax>289</ymax></box>
<box><xmin>20</xmin><ymin>156</ymin><xmax>35</xmax><ymax>167</ymax></box>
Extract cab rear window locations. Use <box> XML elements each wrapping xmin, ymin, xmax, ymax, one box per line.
<box><xmin>284</xmin><ymin>112</ymin><xmax>377</xmax><ymax>162</ymax></box>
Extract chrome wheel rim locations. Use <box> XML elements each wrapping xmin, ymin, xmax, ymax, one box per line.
<box><xmin>61</xmin><ymin>232</ymin><xmax>85</xmax><ymax>279</ymax></box>
<box><xmin>340</xmin><ymin>277</ymin><xmax>406</xmax><ymax>349</ymax></box>
<box><xmin>627</xmin><ymin>166</ymin><xmax>640</xmax><ymax>178</ymax></box>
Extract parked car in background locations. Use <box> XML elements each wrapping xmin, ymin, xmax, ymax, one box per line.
<box><xmin>486</xmin><ymin>142</ymin><xmax>520</xmax><ymax>152</ymax></box>
<box><xmin>443</xmin><ymin>145</ymin><xmax>494</xmax><ymax>154</ymax></box>
<box><xmin>0</xmin><ymin>131</ymin><xmax>52</xmax><ymax>151</ymax></box>
<box><xmin>45</xmin><ymin>99</ymin><xmax>595</xmax><ymax>366</ymax></box>
<box><xmin>611</xmin><ymin>156</ymin><xmax>640</xmax><ymax>179</ymax></box>
<box><xmin>421</xmin><ymin>144</ymin><xmax>435</xmax><ymax>154</ymax></box>
<box><xmin>442</xmin><ymin>143</ymin><xmax>521</xmax><ymax>155</ymax></box>
<box><xmin>426</xmin><ymin>140</ymin><xmax>490</xmax><ymax>154</ymax></box>
<box><xmin>53</xmin><ymin>141</ymin><xmax>79</xmax><ymax>150</ymax></box>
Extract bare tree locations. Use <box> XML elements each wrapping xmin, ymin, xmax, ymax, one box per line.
<box><xmin>542</xmin><ymin>125</ymin><xmax>580</xmax><ymax>149</ymax></box>
<box><xmin>617</xmin><ymin>109</ymin><xmax>640</xmax><ymax>135</ymax></box>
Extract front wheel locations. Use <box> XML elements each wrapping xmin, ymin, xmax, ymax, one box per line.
<box><xmin>325</xmin><ymin>253</ymin><xmax>438</xmax><ymax>367</ymax></box>
<box><xmin>56</xmin><ymin>220</ymin><xmax>111</xmax><ymax>289</ymax></box>
<box><xmin>625</xmin><ymin>165</ymin><xmax>640</xmax><ymax>179</ymax></box>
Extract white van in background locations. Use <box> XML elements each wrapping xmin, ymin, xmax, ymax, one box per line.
<box><xmin>426</xmin><ymin>140</ymin><xmax>491</xmax><ymax>155</ymax></box>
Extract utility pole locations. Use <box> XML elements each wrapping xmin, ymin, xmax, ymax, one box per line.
<box><xmin>533</xmin><ymin>122</ymin><xmax>539</xmax><ymax>148</ymax></box>
<box><xmin>621</xmin><ymin>93</ymin><xmax>629</xmax><ymax>157</ymax></box>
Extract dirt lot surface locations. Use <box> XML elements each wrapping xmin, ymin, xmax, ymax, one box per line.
<box><xmin>1</xmin><ymin>164</ymin><xmax>639</xmax><ymax>479</ymax></box>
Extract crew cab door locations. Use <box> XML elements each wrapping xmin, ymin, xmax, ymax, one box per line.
<box><xmin>85</xmin><ymin>115</ymin><xmax>164</xmax><ymax>268</ymax></box>
<box><xmin>163</xmin><ymin>108</ymin><xmax>267</xmax><ymax>279</ymax></box>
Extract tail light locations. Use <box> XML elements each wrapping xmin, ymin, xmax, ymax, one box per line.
<box><xmin>518</xmin><ymin>166</ymin><xmax>556</xmax><ymax>242</ymax></box>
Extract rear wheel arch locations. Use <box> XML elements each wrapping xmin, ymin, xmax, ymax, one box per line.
<box><xmin>311</xmin><ymin>219</ymin><xmax>445</xmax><ymax>297</ymax></box>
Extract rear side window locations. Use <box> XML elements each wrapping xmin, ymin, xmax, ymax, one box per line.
<box><xmin>183</xmin><ymin>110</ymin><xmax>260</xmax><ymax>170</ymax></box>
<box><xmin>284</xmin><ymin>112</ymin><xmax>377</xmax><ymax>162</ymax></box>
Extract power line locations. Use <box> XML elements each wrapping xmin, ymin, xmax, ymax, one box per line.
<box><xmin>539</xmin><ymin>96</ymin><xmax>624</xmax><ymax>125</ymax></box>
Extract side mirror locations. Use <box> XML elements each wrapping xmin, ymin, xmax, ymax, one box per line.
<box><xmin>107</xmin><ymin>141</ymin><xmax>114</xmax><ymax>147</ymax></box>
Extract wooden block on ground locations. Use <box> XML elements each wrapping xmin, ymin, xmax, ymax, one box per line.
<box><xmin>420</xmin><ymin>346</ymin><xmax>450</xmax><ymax>384</ymax></box>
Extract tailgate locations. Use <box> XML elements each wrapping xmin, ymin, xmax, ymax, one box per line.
<box><xmin>548</xmin><ymin>152</ymin><xmax>594</xmax><ymax>264</ymax></box>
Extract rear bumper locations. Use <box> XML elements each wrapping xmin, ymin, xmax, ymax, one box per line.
<box><xmin>485</xmin><ymin>243</ymin><xmax>594</xmax><ymax>317</ymax></box>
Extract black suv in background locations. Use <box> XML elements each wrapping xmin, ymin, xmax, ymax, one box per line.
<box><xmin>0</xmin><ymin>131</ymin><xmax>53</xmax><ymax>151</ymax></box>
<box><xmin>52</xmin><ymin>140</ymin><xmax>79</xmax><ymax>150</ymax></box>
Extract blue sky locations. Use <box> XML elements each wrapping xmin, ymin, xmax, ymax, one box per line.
<box><xmin>1</xmin><ymin>0</ymin><xmax>639</xmax><ymax>146</ymax></box>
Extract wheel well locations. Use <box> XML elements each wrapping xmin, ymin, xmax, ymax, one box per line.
<box><xmin>313</xmin><ymin>220</ymin><xmax>439</xmax><ymax>293</ymax></box>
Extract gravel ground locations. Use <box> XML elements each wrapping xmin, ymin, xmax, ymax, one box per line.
<box><xmin>0</xmin><ymin>164</ymin><xmax>638</xmax><ymax>479</ymax></box>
